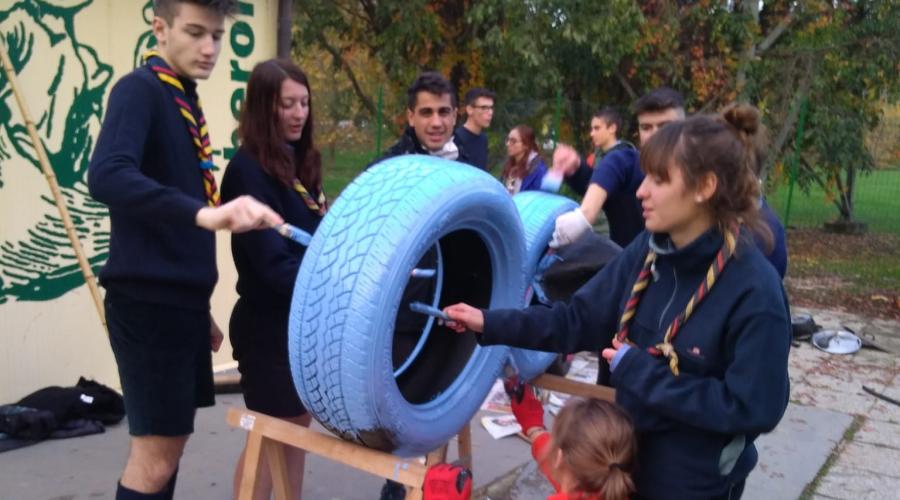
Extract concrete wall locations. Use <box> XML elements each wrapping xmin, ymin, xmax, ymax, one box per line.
<box><xmin>0</xmin><ymin>0</ymin><xmax>279</xmax><ymax>403</ymax></box>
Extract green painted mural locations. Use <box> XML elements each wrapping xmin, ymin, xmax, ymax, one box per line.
<box><xmin>0</xmin><ymin>0</ymin><xmax>113</xmax><ymax>304</ymax></box>
<box><xmin>0</xmin><ymin>0</ymin><xmax>262</xmax><ymax>305</ymax></box>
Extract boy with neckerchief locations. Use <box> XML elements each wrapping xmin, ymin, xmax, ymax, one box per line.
<box><xmin>88</xmin><ymin>1</ymin><xmax>283</xmax><ymax>498</ymax></box>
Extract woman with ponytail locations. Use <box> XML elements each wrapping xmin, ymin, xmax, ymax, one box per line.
<box><xmin>221</xmin><ymin>59</ymin><xmax>326</xmax><ymax>499</ymax></box>
<box><xmin>508</xmin><ymin>379</ymin><xmax>636</xmax><ymax>500</ymax></box>
<box><xmin>446</xmin><ymin>105</ymin><xmax>791</xmax><ymax>499</ymax></box>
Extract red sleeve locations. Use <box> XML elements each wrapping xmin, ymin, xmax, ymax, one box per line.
<box><xmin>532</xmin><ymin>432</ymin><xmax>562</xmax><ymax>493</ymax></box>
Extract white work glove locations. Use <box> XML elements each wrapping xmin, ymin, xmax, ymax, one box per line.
<box><xmin>540</xmin><ymin>171</ymin><xmax>564</xmax><ymax>193</ymax></box>
<box><xmin>549</xmin><ymin>209</ymin><xmax>591</xmax><ymax>248</ymax></box>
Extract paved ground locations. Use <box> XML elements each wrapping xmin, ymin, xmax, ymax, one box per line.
<box><xmin>0</xmin><ymin>306</ymin><xmax>897</xmax><ymax>500</ymax></box>
<box><xmin>788</xmin><ymin>308</ymin><xmax>900</xmax><ymax>500</ymax></box>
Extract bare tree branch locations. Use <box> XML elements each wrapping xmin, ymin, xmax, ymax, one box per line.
<box><xmin>614</xmin><ymin>69</ymin><xmax>637</xmax><ymax>100</ymax></box>
<box><xmin>764</xmin><ymin>56</ymin><xmax>814</xmax><ymax>182</ymax></box>
<box><xmin>757</xmin><ymin>14</ymin><xmax>794</xmax><ymax>53</ymax></box>
<box><xmin>315</xmin><ymin>33</ymin><xmax>377</xmax><ymax>116</ymax></box>
<box><xmin>737</xmin><ymin>13</ymin><xmax>794</xmax><ymax>95</ymax></box>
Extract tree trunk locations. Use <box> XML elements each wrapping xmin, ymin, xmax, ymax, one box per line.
<box><xmin>277</xmin><ymin>0</ymin><xmax>292</xmax><ymax>59</ymax></box>
<box><xmin>843</xmin><ymin>164</ymin><xmax>857</xmax><ymax>222</ymax></box>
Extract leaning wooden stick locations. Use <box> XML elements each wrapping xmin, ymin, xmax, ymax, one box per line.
<box><xmin>0</xmin><ymin>37</ymin><xmax>106</xmax><ymax>330</ymax></box>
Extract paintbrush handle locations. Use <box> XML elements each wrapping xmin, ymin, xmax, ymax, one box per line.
<box><xmin>409</xmin><ymin>301</ymin><xmax>450</xmax><ymax>321</ymax></box>
<box><xmin>274</xmin><ymin>223</ymin><xmax>313</xmax><ymax>247</ymax></box>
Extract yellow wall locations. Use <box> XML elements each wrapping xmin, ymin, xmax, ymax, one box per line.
<box><xmin>0</xmin><ymin>0</ymin><xmax>279</xmax><ymax>402</ymax></box>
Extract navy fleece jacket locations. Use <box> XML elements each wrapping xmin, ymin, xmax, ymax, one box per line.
<box><xmin>88</xmin><ymin>66</ymin><xmax>214</xmax><ymax>309</ymax></box>
<box><xmin>479</xmin><ymin>229</ymin><xmax>791</xmax><ymax>499</ymax></box>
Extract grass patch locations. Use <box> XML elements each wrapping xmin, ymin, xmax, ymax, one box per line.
<box><xmin>768</xmin><ymin>169</ymin><xmax>900</xmax><ymax>235</ymax></box>
<box><xmin>321</xmin><ymin>149</ymin><xmax>376</xmax><ymax>197</ymax></box>
<box><xmin>798</xmin><ymin>415</ymin><xmax>865</xmax><ymax>500</ymax></box>
<box><xmin>790</xmin><ymin>251</ymin><xmax>900</xmax><ymax>294</ymax></box>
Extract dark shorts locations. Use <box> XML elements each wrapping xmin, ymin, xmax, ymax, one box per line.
<box><xmin>230</xmin><ymin>299</ymin><xmax>306</xmax><ymax>418</ymax></box>
<box><xmin>105</xmin><ymin>290</ymin><xmax>214</xmax><ymax>436</ymax></box>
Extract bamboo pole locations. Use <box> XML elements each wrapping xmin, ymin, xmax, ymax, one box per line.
<box><xmin>0</xmin><ymin>38</ymin><xmax>107</xmax><ymax>330</ymax></box>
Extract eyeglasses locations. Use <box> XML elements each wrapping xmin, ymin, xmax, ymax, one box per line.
<box><xmin>506</xmin><ymin>137</ymin><xmax>520</xmax><ymax>144</ymax></box>
<box><xmin>472</xmin><ymin>105</ymin><xmax>494</xmax><ymax>111</ymax></box>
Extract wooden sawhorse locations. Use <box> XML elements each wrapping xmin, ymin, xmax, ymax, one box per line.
<box><xmin>225</xmin><ymin>373</ymin><xmax>613</xmax><ymax>500</ymax></box>
<box><xmin>226</xmin><ymin>408</ymin><xmax>471</xmax><ymax>500</ymax></box>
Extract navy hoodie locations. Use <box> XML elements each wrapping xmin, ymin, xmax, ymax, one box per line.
<box><xmin>480</xmin><ymin>229</ymin><xmax>791</xmax><ymax>499</ymax></box>
<box><xmin>88</xmin><ymin>66</ymin><xmax>215</xmax><ymax>309</ymax></box>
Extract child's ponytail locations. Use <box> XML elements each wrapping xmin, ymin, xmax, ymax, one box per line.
<box><xmin>550</xmin><ymin>399</ymin><xmax>637</xmax><ymax>500</ymax></box>
<box><xmin>600</xmin><ymin>462</ymin><xmax>636</xmax><ymax>500</ymax></box>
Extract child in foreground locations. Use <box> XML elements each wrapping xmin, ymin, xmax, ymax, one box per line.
<box><xmin>508</xmin><ymin>379</ymin><xmax>637</xmax><ymax>500</ymax></box>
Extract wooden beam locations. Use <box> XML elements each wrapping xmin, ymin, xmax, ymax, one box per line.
<box><xmin>532</xmin><ymin>374</ymin><xmax>615</xmax><ymax>402</ymax></box>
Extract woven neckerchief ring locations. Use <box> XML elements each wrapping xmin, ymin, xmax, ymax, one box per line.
<box><xmin>291</xmin><ymin>178</ymin><xmax>327</xmax><ymax>216</ymax></box>
<box><xmin>143</xmin><ymin>50</ymin><xmax>220</xmax><ymax>206</ymax></box>
<box><xmin>615</xmin><ymin>227</ymin><xmax>739</xmax><ymax>376</ymax></box>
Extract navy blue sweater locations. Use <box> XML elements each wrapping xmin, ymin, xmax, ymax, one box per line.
<box><xmin>453</xmin><ymin>126</ymin><xmax>489</xmax><ymax>171</ymax></box>
<box><xmin>759</xmin><ymin>200</ymin><xmax>788</xmax><ymax>278</ymax></box>
<box><xmin>221</xmin><ymin>148</ymin><xmax>322</xmax><ymax>310</ymax></box>
<box><xmin>88</xmin><ymin>66</ymin><xmax>214</xmax><ymax>309</ymax></box>
<box><xmin>481</xmin><ymin>229</ymin><xmax>790</xmax><ymax>499</ymax></box>
<box><xmin>562</xmin><ymin>145</ymin><xmax>644</xmax><ymax>248</ymax></box>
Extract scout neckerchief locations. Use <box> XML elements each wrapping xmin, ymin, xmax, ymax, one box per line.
<box><xmin>615</xmin><ymin>227</ymin><xmax>739</xmax><ymax>376</ymax></box>
<box><xmin>291</xmin><ymin>179</ymin><xmax>327</xmax><ymax>216</ymax></box>
<box><xmin>143</xmin><ymin>50</ymin><xmax>220</xmax><ymax>206</ymax></box>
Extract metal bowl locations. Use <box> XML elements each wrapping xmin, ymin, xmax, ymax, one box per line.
<box><xmin>811</xmin><ymin>329</ymin><xmax>862</xmax><ymax>354</ymax></box>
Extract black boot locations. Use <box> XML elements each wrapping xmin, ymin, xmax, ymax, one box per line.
<box><xmin>116</xmin><ymin>482</ymin><xmax>168</xmax><ymax>500</ymax></box>
<box><xmin>163</xmin><ymin>468</ymin><xmax>178</xmax><ymax>500</ymax></box>
<box><xmin>379</xmin><ymin>479</ymin><xmax>407</xmax><ymax>500</ymax></box>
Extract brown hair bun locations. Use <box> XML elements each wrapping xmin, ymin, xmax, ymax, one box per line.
<box><xmin>722</xmin><ymin>104</ymin><xmax>761</xmax><ymax>137</ymax></box>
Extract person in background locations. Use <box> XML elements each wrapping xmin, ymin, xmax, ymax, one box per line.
<box><xmin>376</xmin><ymin>71</ymin><xmax>463</xmax><ymax>500</ymax></box>
<box><xmin>220</xmin><ymin>59</ymin><xmax>325</xmax><ymax>499</ymax></box>
<box><xmin>720</xmin><ymin>103</ymin><xmax>787</xmax><ymax>279</ymax></box>
<box><xmin>444</xmin><ymin>105</ymin><xmax>791</xmax><ymax>500</ymax></box>
<box><xmin>501</xmin><ymin>125</ymin><xmax>549</xmax><ymax>195</ymax></box>
<box><xmin>375</xmin><ymin>72</ymin><xmax>471</xmax><ymax>166</ymax></box>
<box><xmin>585</xmin><ymin>107</ymin><xmax>636</xmax><ymax>170</ymax></box>
<box><xmin>454</xmin><ymin>87</ymin><xmax>496</xmax><ymax>171</ymax></box>
<box><xmin>549</xmin><ymin>87</ymin><xmax>686</xmax><ymax>249</ymax></box>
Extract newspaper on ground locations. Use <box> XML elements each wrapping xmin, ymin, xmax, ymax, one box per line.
<box><xmin>480</xmin><ymin>413</ymin><xmax>522</xmax><ymax>440</ymax></box>
<box><xmin>480</xmin><ymin>378</ymin><xmax>512</xmax><ymax>413</ymax></box>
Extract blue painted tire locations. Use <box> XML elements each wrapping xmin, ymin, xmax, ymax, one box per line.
<box><xmin>288</xmin><ymin>156</ymin><xmax>528</xmax><ymax>456</ymax></box>
<box><xmin>509</xmin><ymin>191</ymin><xmax>579</xmax><ymax>381</ymax></box>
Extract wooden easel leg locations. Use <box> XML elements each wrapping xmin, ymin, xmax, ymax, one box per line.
<box><xmin>264</xmin><ymin>439</ymin><xmax>291</xmax><ymax>500</ymax></box>
<box><xmin>457</xmin><ymin>422</ymin><xmax>472</xmax><ymax>470</ymax></box>
<box><xmin>238</xmin><ymin>430</ymin><xmax>264</xmax><ymax>500</ymax></box>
